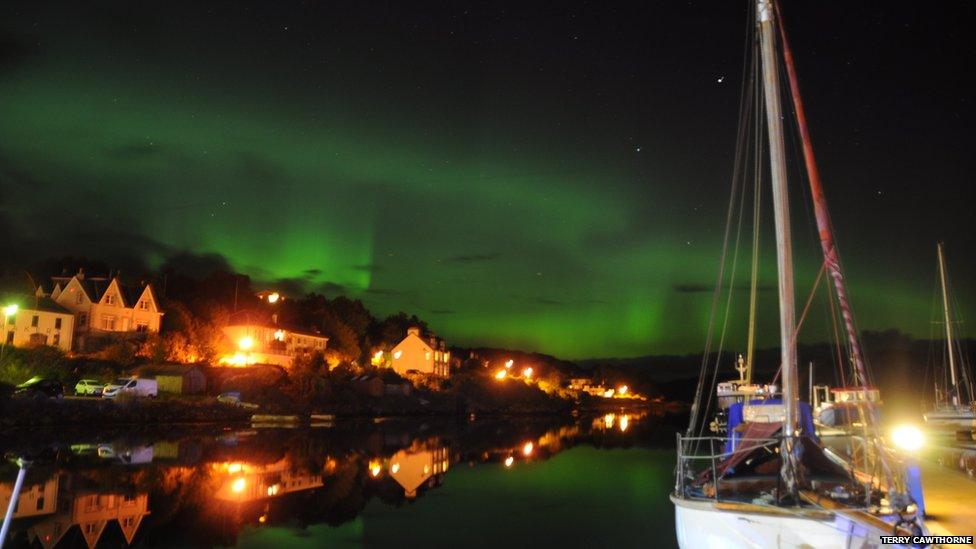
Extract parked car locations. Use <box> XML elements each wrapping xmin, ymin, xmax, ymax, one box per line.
<box><xmin>14</xmin><ymin>377</ymin><xmax>64</xmax><ymax>400</ymax></box>
<box><xmin>102</xmin><ymin>377</ymin><xmax>158</xmax><ymax>399</ymax></box>
<box><xmin>74</xmin><ymin>379</ymin><xmax>105</xmax><ymax>396</ymax></box>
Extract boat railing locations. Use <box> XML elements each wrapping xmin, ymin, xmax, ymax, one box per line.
<box><xmin>675</xmin><ymin>431</ymin><xmax>903</xmax><ymax>507</ymax></box>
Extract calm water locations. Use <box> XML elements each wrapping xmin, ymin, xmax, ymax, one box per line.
<box><xmin>0</xmin><ymin>412</ymin><xmax>681</xmax><ymax>548</ymax></box>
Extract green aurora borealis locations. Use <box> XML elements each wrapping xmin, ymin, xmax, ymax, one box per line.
<box><xmin>1</xmin><ymin>2</ymin><xmax>972</xmax><ymax>358</ymax></box>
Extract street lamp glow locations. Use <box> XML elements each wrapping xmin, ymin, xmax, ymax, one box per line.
<box><xmin>504</xmin><ymin>359</ymin><xmax>514</xmax><ymax>369</ymax></box>
<box><xmin>891</xmin><ymin>424</ymin><xmax>924</xmax><ymax>452</ymax></box>
<box><xmin>494</xmin><ymin>369</ymin><xmax>507</xmax><ymax>381</ymax></box>
<box><xmin>522</xmin><ymin>442</ymin><xmax>534</xmax><ymax>456</ymax></box>
<box><xmin>2</xmin><ymin>304</ymin><xmax>17</xmax><ymax>317</ymax></box>
<box><xmin>238</xmin><ymin>336</ymin><xmax>254</xmax><ymax>351</ymax></box>
<box><xmin>522</xmin><ymin>367</ymin><xmax>533</xmax><ymax>379</ymax></box>
<box><xmin>618</xmin><ymin>385</ymin><xmax>628</xmax><ymax>395</ymax></box>
<box><xmin>504</xmin><ymin>456</ymin><xmax>514</xmax><ymax>467</ymax></box>
<box><xmin>266</xmin><ymin>292</ymin><xmax>280</xmax><ymax>304</ymax></box>
<box><xmin>231</xmin><ymin>477</ymin><xmax>247</xmax><ymax>494</ymax></box>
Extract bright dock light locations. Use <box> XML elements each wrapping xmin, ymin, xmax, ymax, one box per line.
<box><xmin>891</xmin><ymin>424</ymin><xmax>924</xmax><ymax>452</ymax></box>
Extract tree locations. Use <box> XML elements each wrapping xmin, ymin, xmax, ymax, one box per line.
<box><xmin>321</xmin><ymin>311</ymin><xmax>361</xmax><ymax>366</ymax></box>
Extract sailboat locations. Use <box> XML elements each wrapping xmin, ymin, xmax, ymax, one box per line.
<box><xmin>922</xmin><ymin>243</ymin><xmax>976</xmax><ymax>428</ymax></box>
<box><xmin>672</xmin><ymin>1</ymin><xmax>926</xmax><ymax>545</ymax></box>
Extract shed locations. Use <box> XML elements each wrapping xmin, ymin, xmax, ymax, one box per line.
<box><xmin>135</xmin><ymin>364</ymin><xmax>207</xmax><ymax>395</ymax></box>
<box><xmin>353</xmin><ymin>375</ymin><xmax>384</xmax><ymax>397</ymax></box>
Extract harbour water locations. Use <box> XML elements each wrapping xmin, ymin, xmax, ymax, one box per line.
<box><xmin>0</xmin><ymin>412</ymin><xmax>681</xmax><ymax>548</ymax></box>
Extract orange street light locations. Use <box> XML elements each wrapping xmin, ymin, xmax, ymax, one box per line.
<box><xmin>494</xmin><ymin>369</ymin><xmax>507</xmax><ymax>381</ymax></box>
<box><xmin>266</xmin><ymin>292</ymin><xmax>280</xmax><ymax>304</ymax></box>
<box><xmin>504</xmin><ymin>359</ymin><xmax>514</xmax><ymax>369</ymax></box>
<box><xmin>504</xmin><ymin>456</ymin><xmax>514</xmax><ymax>467</ymax></box>
<box><xmin>618</xmin><ymin>385</ymin><xmax>629</xmax><ymax>396</ymax></box>
<box><xmin>522</xmin><ymin>367</ymin><xmax>533</xmax><ymax>379</ymax></box>
<box><xmin>238</xmin><ymin>336</ymin><xmax>254</xmax><ymax>351</ymax></box>
<box><xmin>522</xmin><ymin>442</ymin><xmax>534</xmax><ymax>457</ymax></box>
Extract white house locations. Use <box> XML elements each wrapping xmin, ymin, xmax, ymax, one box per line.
<box><xmin>221</xmin><ymin>323</ymin><xmax>328</xmax><ymax>368</ymax></box>
<box><xmin>390</xmin><ymin>327</ymin><xmax>451</xmax><ymax>378</ymax></box>
<box><xmin>46</xmin><ymin>270</ymin><xmax>163</xmax><ymax>347</ymax></box>
<box><xmin>2</xmin><ymin>296</ymin><xmax>75</xmax><ymax>352</ymax></box>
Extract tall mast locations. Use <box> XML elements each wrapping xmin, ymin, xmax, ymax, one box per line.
<box><xmin>937</xmin><ymin>242</ymin><xmax>958</xmax><ymax>406</ymax></box>
<box><xmin>774</xmin><ymin>0</ymin><xmax>871</xmax><ymax>393</ymax></box>
<box><xmin>757</xmin><ymin>0</ymin><xmax>798</xmax><ymax>493</ymax></box>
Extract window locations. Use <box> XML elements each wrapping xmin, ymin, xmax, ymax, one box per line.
<box><xmin>122</xmin><ymin>516</ymin><xmax>135</xmax><ymax>528</ymax></box>
<box><xmin>102</xmin><ymin>315</ymin><xmax>116</xmax><ymax>330</ymax></box>
<box><xmin>5</xmin><ymin>331</ymin><xmax>12</xmax><ymax>344</ymax></box>
<box><xmin>55</xmin><ymin>318</ymin><xmax>62</xmax><ymax>329</ymax></box>
<box><xmin>136</xmin><ymin>321</ymin><xmax>148</xmax><ymax>332</ymax></box>
<box><xmin>36</xmin><ymin>497</ymin><xmax>45</xmax><ymax>511</ymax></box>
<box><xmin>139</xmin><ymin>300</ymin><xmax>148</xmax><ymax>310</ymax></box>
<box><xmin>53</xmin><ymin>334</ymin><xmax>60</xmax><ymax>345</ymax></box>
<box><xmin>105</xmin><ymin>294</ymin><xmax>116</xmax><ymax>305</ymax></box>
<box><xmin>31</xmin><ymin>315</ymin><xmax>39</xmax><ymax>327</ymax></box>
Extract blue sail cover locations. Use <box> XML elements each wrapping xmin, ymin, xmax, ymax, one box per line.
<box><xmin>724</xmin><ymin>400</ymin><xmax>817</xmax><ymax>453</ymax></box>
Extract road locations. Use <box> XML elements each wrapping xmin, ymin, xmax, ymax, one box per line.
<box><xmin>920</xmin><ymin>445</ymin><xmax>976</xmax><ymax>545</ymax></box>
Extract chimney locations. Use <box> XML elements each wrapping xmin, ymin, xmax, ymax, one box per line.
<box><xmin>77</xmin><ymin>267</ymin><xmax>85</xmax><ymax>280</ymax></box>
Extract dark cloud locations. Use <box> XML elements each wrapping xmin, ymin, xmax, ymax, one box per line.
<box><xmin>159</xmin><ymin>252</ymin><xmax>234</xmax><ymax>278</ymax></box>
<box><xmin>303</xmin><ymin>268</ymin><xmax>323</xmax><ymax>277</ymax></box>
<box><xmin>444</xmin><ymin>253</ymin><xmax>501</xmax><ymax>264</ymax></box>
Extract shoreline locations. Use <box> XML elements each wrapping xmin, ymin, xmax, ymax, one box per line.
<box><xmin>0</xmin><ymin>394</ymin><xmax>680</xmax><ymax>430</ymax></box>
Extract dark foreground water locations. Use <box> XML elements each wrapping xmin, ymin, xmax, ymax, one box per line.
<box><xmin>0</xmin><ymin>411</ymin><xmax>680</xmax><ymax>548</ymax></box>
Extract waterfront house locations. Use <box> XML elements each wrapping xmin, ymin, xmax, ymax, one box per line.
<box><xmin>44</xmin><ymin>269</ymin><xmax>163</xmax><ymax>350</ymax></box>
<box><xmin>390</xmin><ymin>327</ymin><xmax>451</xmax><ymax>378</ymax></box>
<box><xmin>221</xmin><ymin>322</ymin><xmax>328</xmax><ymax>368</ymax></box>
<box><xmin>1</xmin><ymin>295</ymin><xmax>75</xmax><ymax>352</ymax></box>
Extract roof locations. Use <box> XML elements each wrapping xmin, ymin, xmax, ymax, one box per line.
<box><xmin>224</xmin><ymin>322</ymin><xmax>328</xmax><ymax>340</ymax></box>
<box><xmin>3</xmin><ymin>295</ymin><xmax>72</xmax><ymax>315</ymax></box>
<box><xmin>51</xmin><ymin>274</ymin><xmax>154</xmax><ymax>307</ymax></box>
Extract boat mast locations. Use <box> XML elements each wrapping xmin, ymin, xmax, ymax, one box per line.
<box><xmin>774</xmin><ymin>0</ymin><xmax>871</xmax><ymax>394</ymax></box>
<box><xmin>937</xmin><ymin>242</ymin><xmax>958</xmax><ymax>406</ymax></box>
<box><xmin>757</xmin><ymin>0</ymin><xmax>799</xmax><ymax>493</ymax></box>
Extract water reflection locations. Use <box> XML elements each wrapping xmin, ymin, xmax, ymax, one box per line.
<box><xmin>1</xmin><ymin>410</ymin><xmax>675</xmax><ymax>547</ymax></box>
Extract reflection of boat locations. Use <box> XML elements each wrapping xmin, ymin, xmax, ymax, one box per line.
<box><xmin>923</xmin><ymin>243</ymin><xmax>976</xmax><ymax>429</ymax></box>
<box><xmin>672</xmin><ymin>1</ymin><xmax>925</xmax><ymax>545</ymax></box>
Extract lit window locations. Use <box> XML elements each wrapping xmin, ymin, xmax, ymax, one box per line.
<box><xmin>139</xmin><ymin>300</ymin><xmax>148</xmax><ymax>310</ymax></box>
<box><xmin>105</xmin><ymin>294</ymin><xmax>116</xmax><ymax>305</ymax></box>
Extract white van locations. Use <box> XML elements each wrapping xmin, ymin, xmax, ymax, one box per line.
<box><xmin>102</xmin><ymin>377</ymin><xmax>158</xmax><ymax>399</ymax></box>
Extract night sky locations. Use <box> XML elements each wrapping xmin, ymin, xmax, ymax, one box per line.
<box><xmin>1</xmin><ymin>1</ymin><xmax>972</xmax><ymax>358</ymax></box>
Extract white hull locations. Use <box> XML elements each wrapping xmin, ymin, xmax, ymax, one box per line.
<box><xmin>672</xmin><ymin>496</ymin><xmax>914</xmax><ymax>548</ymax></box>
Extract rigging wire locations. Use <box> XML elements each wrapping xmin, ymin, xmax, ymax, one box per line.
<box><xmin>685</xmin><ymin>2</ymin><xmax>756</xmax><ymax>440</ymax></box>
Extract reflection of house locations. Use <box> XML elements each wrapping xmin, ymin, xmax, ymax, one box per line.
<box><xmin>1</xmin><ymin>296</ymin><xmax>75</xmax><ymax>351</ymax></box>
<box><xmin>388</xmin><ymin>445</ymin><xmax>450</xmax><ymax>498</ymax></box>
<box><xmin>24</xmin><ymin>479</ymin><xmax>150</xmax><ymax>549</ymax></box>
<box><xmin>0</xmin><ymin>475</ymin><xmax>60</xmax><ymax>519</ymax></box>
<box><xmin>221</xmin><ymin>323</ymin><xmax>328</xmax><ymax>368</ymax></box>
<box><xmin>44</xmin><ymin>269</ymin><xmax>163</xmax><ymax>349</ymax></box>
<box><xmin>390</xmin><ymin>327</ymin><xmax>450</xmax><ymax>378</ymax></box>
<box><xmin>213</xmin><ymin>457</ymin><xmax>323</xmax><ymax>502</ymax></box>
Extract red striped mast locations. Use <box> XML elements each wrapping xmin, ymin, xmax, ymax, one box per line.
<box><xmin>773</xmin><ymin>0</ymin><xmax>871</xmax><ymax>391</ymax></box>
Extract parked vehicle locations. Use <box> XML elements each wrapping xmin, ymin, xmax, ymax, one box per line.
<box><xmin>74</xmin><ymin>379</ymin><xmax>105</xmax><ymax>396</ymax></box>
<box><xmin>102</xmin><ymin>377</ymin><xmax>158</xmax><ymax>399</ymax></box>
<box><xmin>14</xmin><ymin>377</ymin><xmax>65</xmax><ymax>399</ymax></box>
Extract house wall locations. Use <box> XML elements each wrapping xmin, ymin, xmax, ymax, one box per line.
<box><xmin>2</xmin><ymin>308</ymin><xmax>74</xmax><ymax>352</ymax></box>
<box><xmin>221</xmin><ymin>325</ymin><xmax>328</xmax><ymax>368</ymax></box>
<box><xmin>391</xmin><ymin>332</ymin><xmax>451</xmax><ymax>377</ymax></box>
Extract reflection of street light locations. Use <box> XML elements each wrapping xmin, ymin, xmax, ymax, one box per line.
<box><xmin>504</xmin><ymin>456</ymin><xmax>514</xmax><ymax>467</ymax></box>
<box><xmin>618</xmin><ymin>385</ymin><xmax>628</xmax><ymax>396</ymax></box>
<box><xmin>522</xmin><ymin>442</ymin><xmax>534</xmax><ymax>457</ymax></box>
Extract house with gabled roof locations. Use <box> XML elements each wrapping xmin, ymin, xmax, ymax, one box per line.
<box><xmin>44</xmin><ymin>269</ymin><xmax>163</xmax><ymax>348</ymax></box>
